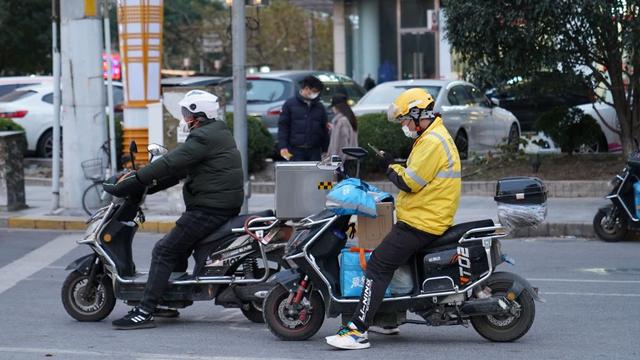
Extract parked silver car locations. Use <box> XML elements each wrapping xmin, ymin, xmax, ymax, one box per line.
<box><xmin>353</xmin><ymin>79</ymin><xmax>521</xmax><ymax>159</ymax></box>
<box><xmin>218</xmin><ymin>71</ymin><xmax>366</xmax><ymax>143</ymax></box>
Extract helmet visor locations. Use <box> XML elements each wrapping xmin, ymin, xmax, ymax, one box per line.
<box><xmin>181</xmin><ymin>106</ymin><xmax>194</xmax><ymax>122</ymax></box>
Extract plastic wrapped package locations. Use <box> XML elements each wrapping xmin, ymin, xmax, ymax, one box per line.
<box><xmin>497</xmin><ymin>202</ymin><xmax>548</xmax><ymax>230</ymax></box>
<box><xmin>495</xmin><ymin>177</ymin><xmax>548</xmax><ymax>231</ymax></box>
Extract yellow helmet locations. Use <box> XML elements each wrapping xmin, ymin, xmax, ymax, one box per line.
<box><xmin>386</xmin><ymin>88</ymin><xmax>436</xmax><ymax>123</ymax></box>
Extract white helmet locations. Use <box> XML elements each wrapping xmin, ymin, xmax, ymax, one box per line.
<box><xmin>178</xmin><ymin>90</ymin><xmax>219</xmax><ymax>120</ymax></box>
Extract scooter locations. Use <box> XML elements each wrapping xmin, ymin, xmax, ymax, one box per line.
<box><xmin>593</xmin><ymin>151</ymin><xmax>640</xmax><ymax>242</ymax></box>
<box><xmin>61</xmin><ymin>142</ymin><xmax>289</xmax><ymax>324</ymax></box>
<box><xmin>262</xmin><ymin>150</ymin><xmax>543</xmax><ymax>342</ymax></box>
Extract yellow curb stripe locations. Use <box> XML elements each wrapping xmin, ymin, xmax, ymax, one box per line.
<box><xmin>8</xmin><ymin>218</ymin><xmax>35</xmax><ymax>229</ymax></box>
<box><xmin>7</xmin><ymin>217</ymin><xmax>175</xmax><ymax>233</ymax></box>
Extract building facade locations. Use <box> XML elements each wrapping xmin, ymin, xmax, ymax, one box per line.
<box><xmin>333</xmin><ymin>0</ymin><xmax>459</xmax><ymax>84</ymax></box>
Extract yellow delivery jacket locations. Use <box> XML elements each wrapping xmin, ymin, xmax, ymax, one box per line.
<box><xmin>389</xmin><ymin>117</ymin><xmax>461</xmax><ymax>235</ymax></box>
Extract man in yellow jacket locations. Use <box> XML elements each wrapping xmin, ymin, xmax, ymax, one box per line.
<box><xmin>326</xmin><ymin>88</ymin><xmax>461</xmax><ymax>350</ymax></box>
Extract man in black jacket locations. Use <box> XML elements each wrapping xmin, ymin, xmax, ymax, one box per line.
<box><xmin>278</xmin><ymin>76</ymin><xmax>329</xmax><ymax>161</ymax></box>
<box><xmin>107</xmin><ymin>90</ymin><xmax>244</xmax><ymax>330</ymax></box>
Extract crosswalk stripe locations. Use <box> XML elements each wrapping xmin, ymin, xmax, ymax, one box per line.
<box><xmin>0</xmin><ymin>234</ymin><xmax>78</xmax><ymax>295</ymax></box>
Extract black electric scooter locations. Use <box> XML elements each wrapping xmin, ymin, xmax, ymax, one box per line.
<box><xmin>594</xmin><ymin>151</ymin><xmax>640</xmax><ymax>242</ymax></box>
<box><xmin>263</xmin><ymin>149</ymin><xmax>543</xmax><ymax>342</ymax></box>
<box><xmin>61</xmin><ymin>142</ymin><xmax>289</xmax><ymax>324</ymax></box>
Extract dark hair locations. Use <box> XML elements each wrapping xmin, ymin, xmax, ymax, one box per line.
<box><xmin>300</xmin><ymin>76</ymin><xmax>323</xmax><ymax>91</ymax></box>
<box><xmin>333</xmin><ymin>101</ymin><xmax>357</xmax><ymax>132</ymax></box>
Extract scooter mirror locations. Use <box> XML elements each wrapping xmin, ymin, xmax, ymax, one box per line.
<box><xmin>342</xmin><ymin>147</ymin><xmax>368</xmax><ymax>159</ymax></box>
<box><xmin>129</xmin><ymin>140</ymin><xmax>138</xmax><ymax>154</ymax></box>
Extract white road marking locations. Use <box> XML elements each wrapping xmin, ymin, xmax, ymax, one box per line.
<box><xmin>0</xmin><ymin>234</ymin><xmax>78</xmax><ymax>295</ymax></box>
<box><xmin>529</xmin><ymin>278</ymin><xmax>640</xmax><ymax>284</ymax></box>
<box><xmin>541</xmin><ymin>291</ymin><xmax>640</xmax><ymax>297</ymax></box>
<box><xmin>0</xmin><ymin>346</ymin><xmax>293</xmax><ymax>360</ymax></box>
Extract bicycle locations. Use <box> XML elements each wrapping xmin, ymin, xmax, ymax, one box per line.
<box><xmin>81</xmin><ymin>142</ymin><xmax>114</xmax><ymax>216</ymax></box>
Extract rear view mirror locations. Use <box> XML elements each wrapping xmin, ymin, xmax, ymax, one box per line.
<box><xmin>341</xmin><ymin>147</ymin><xmax>368</xmax><ymax>159</ymax></box>
<box><xmin>129</xmin><ymin>140</ymin><xmax>138</xmax><ymax>154</ymax></box>
<box><xmin>490</xmin><ymin>97</ymin><xmax>500</xmax><ymax>107</ymax></box>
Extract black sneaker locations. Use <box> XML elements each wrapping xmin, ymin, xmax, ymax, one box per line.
<box><xmin>154</xmin><ymin>307</ymin><xmax>180</xmax><ymax>318</ymax></box>
<box><xmin>112</xmin><ymin>307</ymin><xmax>156</xmax><ymax>330</ymax></box>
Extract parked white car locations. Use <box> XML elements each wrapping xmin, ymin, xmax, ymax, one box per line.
<box><xmin>0</xmin><ymin>82</ymin><xmax>123</xmax><ymax>157</ymax></box>
<box><xmin>576</xmin><ymin>102</ymin><xmax>621</xmax><ymax>152</ymax></box>
<box><xmin>353</xmin><ymin>79</ymin><xmax>521</xmax><ymax>159</ymax></box>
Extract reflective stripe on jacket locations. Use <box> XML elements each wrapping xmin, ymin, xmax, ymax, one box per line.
<box><xmin>389</xmin><ymin>117</ymin><xmax>461</xmax><ymax>235</ymax></box>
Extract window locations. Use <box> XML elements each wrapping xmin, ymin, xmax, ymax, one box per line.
<box><xmin>447</xmin><ymin>85</ymin><xmax>471</xmax><ymax>106</ymax></box>
<box><xmin>42</xmin><ymin>93</ymin><xmax>54</xmax><ymax>104</ymax></box>
<box><xmin>466</xmin><ymin>85</ymin><xmax>490</xmax><ymax>107</ymax></box>
<box><xmin>113</xmin><ymin>86</ymin><xmax>124</xmax><ymax>106</ymax></box>
<box><xmin>358</xmin><ymin>85</ymin><xmax>441</xmax><ymax>106</ymax></box>
<box><xmin>221</xmin><ymin>79</ymin><xmax>291</xmax><ymax>104</ymax></box>
<box><xmin>0</xmin><ymin>89</ymin><xmax>36</xmax><ymax>103</ymax></box>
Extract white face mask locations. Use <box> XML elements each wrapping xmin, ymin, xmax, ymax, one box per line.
<box><xmin>402</xmin><ymin>124</ymin><xmax>418</xmax><ymax>139</ymax></box>
<box><xmin>308</xmin><ymin>92</ymin><xmax>319</xmax><ymax>100</ymax></box>
<box><xmin>178</xmin><ymin>119</ymin><xmax>190</xmax><ymax>133</ymax></box>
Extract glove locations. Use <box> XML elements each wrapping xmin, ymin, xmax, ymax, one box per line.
<box><xmin>103</xmin><ymin>171</ymin><xmax>146</xmax><ymax>197</ymax></box>
<box><xmin>377</xmin><ymin>151</ymin><xmax>395</xmax><ymax>170</ymax></box>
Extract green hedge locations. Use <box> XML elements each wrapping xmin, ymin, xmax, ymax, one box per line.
<box><xmin>0</xmin><ymin>118</ymin><xmax>27</xmax><ymax>153</ymax></box>
<box><xmin>357</xmin><ymin>113</ymin><xmax>413</xmax><ymax>174</ymax></box>
<box><xmin>0</xmin><ymin>117</ymin><xmax>24</xmax><ymax>132</ymax></box>
<box><xmin>535</xmin><ymin>107</ymin><xmax>602</xmax><ymax>154</ymax></box>
<box><xmin>225</xmin><ymin>113</ymin><xmax>274</xmax><ymax>173</ymax></box>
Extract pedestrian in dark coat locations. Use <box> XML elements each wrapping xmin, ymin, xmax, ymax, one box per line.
<box><xmin>278</xmin><ymin>76</ymin><xmax>329</xmax><ymax>161</ymax></box>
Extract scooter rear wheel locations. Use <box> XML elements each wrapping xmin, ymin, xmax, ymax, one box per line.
<box><xmin>263</xmin><ymin>284</ymin><xmax>325</xmax><ymax>341</ymax></box>
<box><xmin>471</xmin><ymin>272</ymin><xmax>535</xmax><ymax>342</ymax></box>
<box><xmin>61</xmin><ymin>270</ymin><xmax>116</xmax><ymax>322</ymax></box>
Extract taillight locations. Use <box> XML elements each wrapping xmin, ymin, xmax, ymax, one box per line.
<box><xmin>0</xmin><ymin>110</ymin><xmax>28</xmax><ymax>118</ymax></box>
<box><xmin>267</xmin><ymin>107</ymin><xmax>282</xmax><ymax>116</ymax></box>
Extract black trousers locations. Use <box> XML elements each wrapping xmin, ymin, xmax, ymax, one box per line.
<box><xmin>139</xmin><ymin>210</ymin><xmax>233</xmax><ymax>312</ymax></box>
<box><xmin>351</xmin><ymin>222</ymin><xmax>438</xmax><ymax>330</ymax></box>
<box><xmin>290</xmin><ymin>146</ymin><xmax>322</xmax><ymax>161</ymax></box>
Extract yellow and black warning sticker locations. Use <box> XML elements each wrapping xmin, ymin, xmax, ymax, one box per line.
<box><xmin>318</xmin><ymin>181</ymin><xmax>333</xmax><ymax>190</ymax></box>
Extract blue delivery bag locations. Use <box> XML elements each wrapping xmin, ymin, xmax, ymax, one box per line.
<box><xmin>327</xmin><ymin>178</ymin><xmax>393</xmax><ymax>218</ymax></box>
<box><xmin>635</xmin><ymin>182</ymin><xmax>640</xmax><ymax>219</ymax></box>
<box><xmin>340</xmin><ymin>248</ymin><xmax>391</xmax><ymax>298</ymax></box>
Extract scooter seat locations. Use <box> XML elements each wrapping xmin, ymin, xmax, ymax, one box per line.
<box><xmin>197</xmin><ymin>210</ymin><xmax>275</xmax><ymax>247</ymax></box>
<box><xmin>427</xmin><ymin>219</ymin><xmax>495</xmax><ymax>249</ymax></box>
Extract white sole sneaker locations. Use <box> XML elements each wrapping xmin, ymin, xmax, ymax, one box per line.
<box><xmin>325</xmin><ymin>334</ymin><xmax>371</xmax><ymax>350</ymax></box>
<box><xmin>368</xmin><ymin>326</ymin><xmax>400</xmax><ymax>335</ymax></box>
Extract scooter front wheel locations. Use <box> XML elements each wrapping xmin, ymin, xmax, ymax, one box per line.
<box><xmin>263</xmin><ymin>284</ymin><xmax>325</xmax><ymax>341</ymax></box>
<box><xmin>61</xmin><ymin>270</ymin><xmax>116</xmax><ymax>322</ymax></box>
<box><xmin>593</xmin><ymin>208</ymin><xmax>628</xmax><ymax>242</ymax></box>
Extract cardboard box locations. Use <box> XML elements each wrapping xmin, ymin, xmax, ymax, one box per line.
<box><xmin>357</xmin><ymin>202</ymin><xmax>394</xmax><ymax>249</ymax></box>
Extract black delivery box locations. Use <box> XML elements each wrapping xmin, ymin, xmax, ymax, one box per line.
<box><xmin>494</xmin><ymin>177</ymin><xmax>547</xmax><ymax>205</ymax></box>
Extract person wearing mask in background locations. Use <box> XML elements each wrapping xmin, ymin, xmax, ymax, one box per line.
<box><xmin>327</xmin><ymin>93</ymin><xmax>358</xmax><ymax>175</ymax></box>
<box><xmin>278</xmin><ymin>76</ymin><xmax>329</xmax><ymax>161</ymax></box>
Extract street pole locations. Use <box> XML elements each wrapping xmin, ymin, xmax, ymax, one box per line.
<box><xmin>308</xmin><ymin>14</ymin><xmax>314</xmax><ymax>70</ymax></box>
<box><xmin>50</xmin><ymin>0</ymin><xmax>61</xmax><ymax>212</ymax></box>
<box><xmin>103</xmin><ymin>0</ymin><xmax>117</xmax><ymax>176</ymax></box>
<box><xmin>232</xmin><ymin>0</ymin><xmax>249</xmax><ymax>214</ymax></box>
<box><xmin>60</xmin><ymin>0</ymin><xmax>107</xmax><ymax>210</ymax></box>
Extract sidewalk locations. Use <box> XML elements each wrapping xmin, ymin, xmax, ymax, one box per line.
<box><xmin>0</xmin><ymin>185</ymin><xmax>607</xmax><ymax>238</ymax></box>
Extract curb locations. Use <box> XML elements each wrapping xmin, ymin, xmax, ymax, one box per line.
<box><xmin>1</xmin><ymin>215</ymin><xmax>595</xmax><ymax>238</ymax></box>
<box><xmin>26</xmin><ymin>179</ymin><xmax>610</xmax><ymax>198</ymax></box>
<box><xmin>0</xmin><ymin>216</ymin><xmax>177</xmax><ymax>233</ymax></box>
<box><xmin>253</xmin><ymin>180</ymin><xmax>609</xmax><ymax>198</ymax></box>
